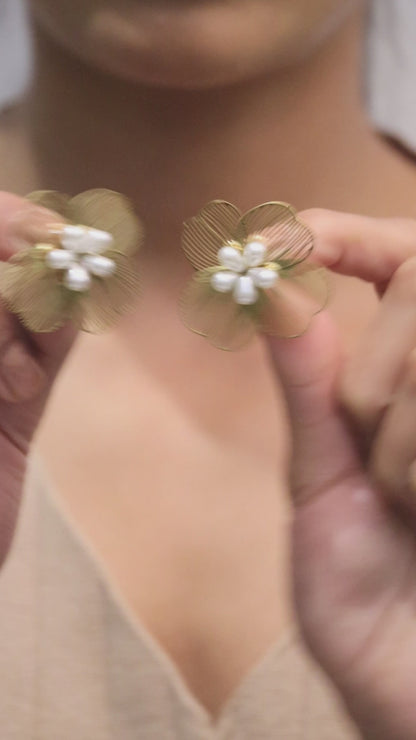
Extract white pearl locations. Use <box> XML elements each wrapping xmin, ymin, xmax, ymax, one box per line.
<box><xmin>61</xmin><ymin>224</ymin><xmax>85</xmax><ymax>238</ymax></box>
<box><xmin>82</xmin><ymin>254</ymin><xmax>116</xmax><ymax>278</ymax></box>
<box><xmin>243</xmin><ymin>240</ymin><xmax>267</xmax><ymax>267</ymax></box>
<box><xmin>233</xmin><ymin>275</ymin><xmax>258</xmax><ymax>305</ymax></box>
<box><xmin>60</xmin><ymin>225</ymin><xmax>87</xmax><ymax>251</ymax></box>
<box><xmin>61</xmin><ymin>226</ymin><xmax>113</xmax><ymax>254</ymax></box>
<box><xmin>217</xmin><ymin>246</ymin><xmax>245</xmax><ymax>273</ymax></box>
<box><xmin>211</xmin><ymin>270</ymin><xmax>237</xmax><ymax>293</ymax></box>
<box><xmin>64</xmin><ymin>264</ymin><xmax>91</xmax><ymax>292</ymax></box>
<box><xmin>248</xmin><ymin>267</ymin><xmax>278</xmax><ymax>289</ymax></box>
<box><xmin>85</xmin><ymin>228</ymin><xmax>114</xmax><ymax>253</ymax></box>
<box><xmin>45</xmin><ymin>249</ymin><xmax>74</xmax><ymax>270</ymax></box>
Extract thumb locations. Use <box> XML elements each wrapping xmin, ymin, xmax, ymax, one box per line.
<box><xmin>267</xmin><ymin>311</ymin><xmax>361</xmax><ymax>504</ymax></box>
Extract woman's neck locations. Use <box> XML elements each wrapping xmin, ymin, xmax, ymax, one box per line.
<box><xmin>27</xmin><ymin>9</ymin><xmax>381</xmax><ymax>265</ymax></box>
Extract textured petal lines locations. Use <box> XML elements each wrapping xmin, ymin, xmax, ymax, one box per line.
<box><xmin>0</xmin><ymin>258</ymin><xmax>73</xmax><ymax>332</ymax></box>
<box><xmin>180</xmin><ymin>271</ymin><xmax>256</xmax><ymax>350</ymax></box>
<box><xmin>182</xmin><ymin>217</ymin><xmax>227</xmax><ymax>271</ymax></box>
<box><xmin>25</xmin><ymin>190</ymin><xmax>72</xmax><ymax>219</ymax></box>
<box><xmin>0</xmin><ymin>191</ymin><xmax>142</xmax><ymax>333</ymax></box>
<box><xmin>238</xmin><ymin>202</ymin><xmax>314</xmax><ymax>266</ymax></box>
<box><xmin>76</xmin><ymin>251</ymin><xmax>141</xmax><ymax>333</ymax></box>
<box><xmin>69</xmin><ymin>189</ymin><xmax>143</xmax><ymax>256</ymax></box>
<box><xmin>256</xmin><ymin>265</ymin><xmax>329</xmax><ymax>338</ymax></box>
<box><xmin>197</xmin><ymin>201</ymin><xmax>242</xmax><ymax>243</ymax></box>
<box><xmin>182</xmin><ymin>200</ymin><xmax>243</xmax><ymax>271</ymax></box>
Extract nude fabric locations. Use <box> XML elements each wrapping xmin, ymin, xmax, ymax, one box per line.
<box><xmin>0</xmin><ymin>457</ymin><xmax>361</xmax><ymax>739</ymax></box>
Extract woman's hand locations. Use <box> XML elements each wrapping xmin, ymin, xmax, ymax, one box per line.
<box><xmin>269</xmin><ymin>210</ymin><xmax>416</xmax><ymax>740</ymax></box>
<box><xmin>0</xmin><ymin>193</ymin><xmax>75</xmax><ymax>564</ymax></box>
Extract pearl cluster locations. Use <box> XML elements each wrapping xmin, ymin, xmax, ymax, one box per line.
<box><xmin>44</xmin><ymin>225</ymin><xmax>116</xmax><ymax>292</ymax></box>
<box><xmin>211</xmin><ymin>239</ymin><xmax>278</xmax><ymax>305</ymax></box>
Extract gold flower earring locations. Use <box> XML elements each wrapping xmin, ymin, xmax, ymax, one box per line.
<box><xmin>0</xmin><ymin>189</ymin><xmax>143</xmax><ymax>333</ymax></box>
<box><xmin>180</xmin><ymin>200</ymin><xmax>328</xmax><ymax>350</ymax></box>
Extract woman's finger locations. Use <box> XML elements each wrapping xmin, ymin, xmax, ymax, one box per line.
<box><xmin>369</xmin><ymin>350</ymin><xmax>416</xmax><ymax>505</ymax></box>
<box><xmin>266</xmin><ymin>209</ymin><xmax>416</xmax><ymax>502</ymax></box>
<box><xmin>297</xmin><ymin>210</ymin><xmax>416</xmax><ymax>442</ymax></box>
<box><xmin>300</xmin><ymin>209</ymin><xmax>416</xmax><ymax>286</ymax></box>
<box><xmin>266</xmin><ymin>208</ymin><xmax>416</xmax><ymax>503</ymax></box>
<box><xmin>0</xmin><ymin>192</ymin><xmax>77</xmax><ymax>563</ymax></box>
<box><xmin>0</xmin><ymin>191</ymin><xmax>62</xmax><ymax>259</ymax></box>
<box><xmin>267</xmin><ymin>312</ymin><xmax>361</xmax><ymax>505</ymax></box>
<box><xmin>340</xmin><ymin>256</ymin><xmax>416</xmax><ymax>438</ymax></box>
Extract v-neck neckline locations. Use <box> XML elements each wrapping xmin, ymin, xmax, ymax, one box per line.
<box><xmin>34</xmin><ymin>453</ymin><xmax>300</xmax><ymax>735</ymax></box>
<box><xmin>105</xmin><ymin>589</ymin><xmax>298</xmax><ymax>735</ymax></box>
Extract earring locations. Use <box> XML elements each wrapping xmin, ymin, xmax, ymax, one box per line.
<box><xmin>180</xmin><ymin>200</ymin><xmax>328</xmax><ymax>351</ymax></box>
<box><xmin>0</xmin><ymin>189</ymin><xmax>143</xmax><ymax>333</ymax></box>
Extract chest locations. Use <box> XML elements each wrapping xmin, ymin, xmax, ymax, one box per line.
<box><xmin>35</xmin><ymin>274</ymin><xmax>377</xmax><ymax>714</ymax></box>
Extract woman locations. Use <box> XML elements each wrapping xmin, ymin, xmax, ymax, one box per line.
<box><xmin>1</xmin><ymin>0</ymin><xmax>416</xmax><ymax>737</ymax></box>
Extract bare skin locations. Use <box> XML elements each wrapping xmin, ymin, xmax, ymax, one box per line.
<box><xmin>2</xmin><ymin>2</ymin><xmax>416</xmax><ymax>734</ymax></box>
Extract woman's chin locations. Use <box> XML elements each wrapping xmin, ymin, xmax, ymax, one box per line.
<box><xmin>83</xmin><ymin>4</ymin><xmax>283</xmax><ymax>89</ymax></box>
<box><xmin>33</xmin><ymin>0</ymin><xmax>355</xmax><ymax>90</ymax></box>
<box><xmin>81</xmin><ymin>41</ymin><xmax>278</xmax><ymax>91</ymax></box>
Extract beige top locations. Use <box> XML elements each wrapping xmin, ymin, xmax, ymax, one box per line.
<box><xmin>0</xmin><ymin>457</ymin><xmax>360</xmax><ymax>739</ymax></box>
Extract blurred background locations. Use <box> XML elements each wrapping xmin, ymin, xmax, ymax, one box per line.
<box><xmin>0</xmin><ymin>0</ymin><xmax>32</xmax><ymax>110</ymax></box>
<box><xmin>366</xmin><ymin>0</ymin><xmax>416</xmax><ymax>155</ymax></box>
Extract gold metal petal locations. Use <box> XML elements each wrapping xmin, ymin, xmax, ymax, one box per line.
<box><xmin>25</xmin><ymin>190</ymin><xmax>72</xmax><ymax>219</ymax></box>
<box><xmin>179</xmin><ymin>271</ymin><xmax>256</xmax><ymax>351</ymax></box>
<box><xmin>0</xmin><ymin>253</ymin><xmax>74</xmax><ymax>332</ymax></box>
<box><xmin>182</xmin><ymin>200</ymin><xmax>242</xmax><ymax>271</ymax></box>
<box><xmin>0</xmin><ymin>245</ymin><xmax>140</xmax><ymax>334</ymax></box>
<box><xmin>197</xmin><ymin>200</ymin><xmax>242</xmax><ymax>243</ymax></box>
<box><xmin>256</xmin><ymin>265</ymin><xmax>329</xmax><ymax>338</ymax></box>
<box><xmin>6</xmin><ymin>248</ymin><xmax>38</xmax><ymax>268</ymax></box>
<box><xmin>237</xmin><ymin>202</ymin><xmax>314</xmax><ymax>266</ymax></box>
<box><xmin>73</xmin><ymin>252</ymin><xmax>141</xmax><ymax>333</ymax></box>
<box><xmin>69</xmin><ymin>189</ymin><xmax>143</xmax><ymax>256</ymax></box>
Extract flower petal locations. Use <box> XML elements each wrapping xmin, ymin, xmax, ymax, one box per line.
<box><xmin>182</xmin><ymin>200</ymin><xmax>242</xmax><ymax>271</ymax></box>
<box><xmin>69</xmin><ymin>189</ymin><xmax>143</xmax><ymax>257</ymax></box>
<box><xmin>0</xmin><ymin>252</ymin><xmax>74</xmax><ymax>332</ymax></box>
<box><xmin>25</xmin><ymin>190</ymin><xmax>72</xmax><ymax>220</ymax></box>
<box><xmin>180</xmin><ymin>271</ymin><xmax>256</xmax><ymax>350</ymax></box>
<box><xmin>256</xmin><ymin>265</ymin><xmax>329</xmax><ymax>338</ymax></box>
<box><xmin>237</xmin><ymin>202</ymin><xmax>313</xmax><ymax>266</ymax></box>
<box><xmin>7</xmin><ymin>248</ymin><xmax>39</xmax><ymax>268</ymax></box>
<box><xmin>197</xmin><ymin>200</ymin><xmax>242</xmax><ymax>244</ymax></box>
<box><xmin>73</xmin><ymin>251</ymin><xmax>141</xmax><ymax>333</ymax></box>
